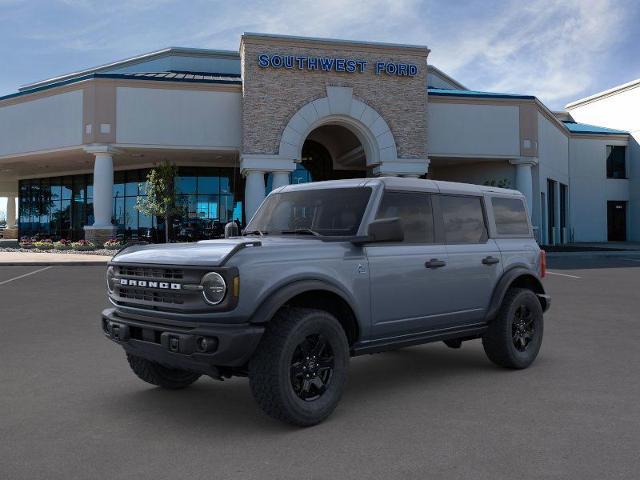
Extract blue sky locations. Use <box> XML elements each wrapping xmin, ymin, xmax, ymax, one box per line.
<box><xmin>1</xmin><ymin>0</ymin><xmax>639</xmax><ymax>109</ymax></box>
<box><xmin>1</xmin><ymin>0</ymin><xmax>639</xmax><ymax>215</ymax></box>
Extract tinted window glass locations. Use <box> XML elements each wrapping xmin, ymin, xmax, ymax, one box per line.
<box><xmin>606</xmin><ymin>145</ymin><xmax>626</xmax><ymax>179</ymax></box>
<box><xmin>246</xmin><ymin>188</ymin><xmax>371</xmax><ymax>237</ymax></box>
<box><xmin>440</xmin><ymin>195</ymin><xmax>487</xmax><ymax>244</ymax></box>
<box><xmin>376</xmin><ymin>191</ymin><xmax>434</xmax><ymax>243</ymax></box>
<box><xmin>492</xmin><ymin>197</ymin><xmax>530</xmax><ymax>235</ymax></box>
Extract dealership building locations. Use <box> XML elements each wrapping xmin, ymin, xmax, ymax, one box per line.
<box><xmin>0</xmin><ymin>33</ymin><xmax>637</xmax><ymax>244</ymax></box>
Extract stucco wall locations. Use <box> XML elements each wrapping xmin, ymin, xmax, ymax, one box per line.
<box><xmin>568</xmin><ymin>87</ymin><xmax>639</xmax><ymax>241</ymax></box>
<box><xmin>115</xmin><ymin>87</ymin><xmax>242</xmax><ymax>148</ymax></box>
<box><xmin>427</xmin><ymin>102</ymin><xmax>520</xmax><ymax>157</ymax></box>
<box><xmin>0</xmin><ymin>90</ymin><xmax>83</xmax><ymax>156</ymax></box>
<box><xmin>569</xmin><ymin>137</ymin><xmax>629</xmax><ymax>242</ymax></box>
<box><xmin>240</xmin><ymin>36</ymin><xmax>428</xmax><ymax>160</ymax></box>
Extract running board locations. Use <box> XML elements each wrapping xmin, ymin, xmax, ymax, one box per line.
<box><xmin>351</xmin><ymin>323</ymin><xmax>488</xmax><ymax>356</ymax></box>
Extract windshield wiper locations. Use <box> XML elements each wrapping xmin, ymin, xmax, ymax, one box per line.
<box><xmin>279</xmin><ymin>228</ymin><xmax>322</xmax><ymax>237</ymax></box>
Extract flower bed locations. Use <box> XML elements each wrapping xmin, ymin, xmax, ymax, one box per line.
<box><xmin>8</xmin><ymin>236</ymin><xmax>117</xmax><ymax>255</ymax></box>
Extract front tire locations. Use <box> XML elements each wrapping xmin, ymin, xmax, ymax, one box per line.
<box><xmin>126</xmin><ymin>354</ymin><xmax>201</xmax><ymax>389</ymax></box>
<box><xmin>482</xmin><ymin>288</ymin><xmax>544</xmax><ymax>369</ymax></box>
<box><xmin>249</xmin><ymin>308</ymin><xmax>350</xmax><ymax>427</ymax></box>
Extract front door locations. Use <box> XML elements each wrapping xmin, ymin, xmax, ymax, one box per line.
<box><xmin>366</xmin><ymin>191</ymin><xmax>452</xmax><ymax>337</ymax></box>
<box><xmin>608</xmin><ymin>201</ymin><xmax>627</xmax><ymax>241</ymax></box>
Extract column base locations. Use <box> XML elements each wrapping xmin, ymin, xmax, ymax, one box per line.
<box><xmin>84</xmin><ymin>225</ymin><xmax>117</xmax><ymax>246</ymax></box>
<box><xmin>1</xmin><ymin>227</ymin><xmax>18</xmax><ymax>240</ymax></box>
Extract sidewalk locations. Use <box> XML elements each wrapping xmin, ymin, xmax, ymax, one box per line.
<box><xmin>0</xmin><ymin>251</ymin><xmax>112</xmax><ymax>266</ymax></box>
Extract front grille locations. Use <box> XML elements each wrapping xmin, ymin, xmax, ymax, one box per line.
<box><xmin>116</xmin><ymin>266</ymin><xmax>184</xmax><ymax>280</ymax></box>
<box><xmin>118</xmin><ymin>286</ymin><xmax>184</xmax><ymax>305</ymax></box>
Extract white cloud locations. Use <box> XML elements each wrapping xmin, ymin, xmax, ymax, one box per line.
<box><xmin>426</xmin><ymin>0</ymin><xmax>628</xmax><ymax>107</ymax></box>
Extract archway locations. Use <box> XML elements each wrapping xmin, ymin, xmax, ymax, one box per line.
<box><xmin>298</xmin><ymin>124</ymin><xmax>368</xmax><ymax>182</ymax></box>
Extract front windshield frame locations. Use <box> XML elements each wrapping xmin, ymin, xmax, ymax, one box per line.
<box><xmin>245</xmin><ymin>186</ymin><xmax>373</xmax><ymax>238</ymax></box>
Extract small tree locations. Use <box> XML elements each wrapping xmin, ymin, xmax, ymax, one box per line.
<box><xmin>136</xmin><ymin>161</ymin><xmax>181</xmax><ymax>243</ymax></box>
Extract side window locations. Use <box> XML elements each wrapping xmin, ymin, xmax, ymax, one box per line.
<box><xmin>440</xmin><ymin>195</ymin><xmax>487</xmax><ymax>244</ymax></box>
<box><xmin>376</xmin><ymin>191</ymin><xmax>434</xmax><ymax>243</ymax></box>
<box><xmin>492</xmin><ymin>197</ymin><xmax>530</xmax><ymax>235</ymax></box>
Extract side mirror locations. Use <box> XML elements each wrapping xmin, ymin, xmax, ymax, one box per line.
<box><xmin>352</xmin><ymin>217</ymin><xmax>404</xmax><ymax>244</ymax></box>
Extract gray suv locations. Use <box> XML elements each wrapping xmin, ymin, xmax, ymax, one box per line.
<box><xmin>102</xmin><ymin>178</ymin><xmax>550</xmax><ymax>426</ymax></box>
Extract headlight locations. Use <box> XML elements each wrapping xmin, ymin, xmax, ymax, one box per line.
<box><xmin>201</xmin><ymin>272</ymin><xmax>227</xmax><ymax>305</ymax></box>
<box><xmin>106</xmin><ymin>266</ymin><xmax>115</xmax><ymax>293</ymax></box>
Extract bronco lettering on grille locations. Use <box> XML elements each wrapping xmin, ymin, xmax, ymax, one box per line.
<box><xmin>119</xmin><ymin>279</ymin><xmax>181</xmax><ymax>290</ymax></box>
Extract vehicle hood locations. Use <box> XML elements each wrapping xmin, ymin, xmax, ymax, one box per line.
<box><xmin>110</xmin><ymin>236</ymin><xmax>326</xmax><ymax>267</ymax></box>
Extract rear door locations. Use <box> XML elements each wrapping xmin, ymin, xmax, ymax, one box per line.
<box><xmin>437</xmin><ymin>194</ymin><xmax>503</xmax><ymax>323</ymax></box>
<box><xmin>366</xmin><ymin>190</ymin><xmax>451</xmax><ymax>337</ymax></box>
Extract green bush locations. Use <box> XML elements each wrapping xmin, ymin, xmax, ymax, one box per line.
<box><xmin>71</xmin><ymin>240</ymin><xmax>96</xmax><ymax>251</ymax></box>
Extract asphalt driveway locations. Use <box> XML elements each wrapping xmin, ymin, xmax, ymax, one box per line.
<box><xmin>1</xmin><ymin>258</ymin><xmax>639</xmax><ymax>479</ymax></box>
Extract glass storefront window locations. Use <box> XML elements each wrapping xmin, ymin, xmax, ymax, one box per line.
<box><xmin>18</xmin><ymin>166</ymin><xmax>243</xmax><ymax>242</ymax></box>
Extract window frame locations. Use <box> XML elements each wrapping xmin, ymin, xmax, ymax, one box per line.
<box><xmin>436</xmin><ymin>193</ymin><xmax>490</xmax><ymax>245</ymax></box>
<box><xmin>488</xmin><ymin>195</ymin><xmax>533</xmax><ymax>239</ymax></box>
<box><xmin>373</xmin><ymin>189</ymin><xmax>439</xmax><ymax>245</ymax></box>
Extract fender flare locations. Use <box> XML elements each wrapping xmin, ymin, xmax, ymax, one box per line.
<box><xmin>485</xmin><ymin>267</ymin><xmax>547</xmax><ymax>322</ymax></box>
<box><xmin>248</xmin><ymin>279</ymin><xmax>359</xmax><ymax>326</ymax></box>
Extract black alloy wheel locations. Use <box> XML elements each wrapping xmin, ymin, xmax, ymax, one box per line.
<box><xmin>290</xmin><ymin>334</ymin><xmax>335</xmax><ymax>401</ymax></box>
<box><xmin>512</xmin><ymin>304</ymin><xmax>535</xmax><ymax>352</ymax></box>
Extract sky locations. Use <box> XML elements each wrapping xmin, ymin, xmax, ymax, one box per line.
<box><xmin>1</xmin><ymin>0</ymin><xmax>640</xmax><ymax>215</ymax></box>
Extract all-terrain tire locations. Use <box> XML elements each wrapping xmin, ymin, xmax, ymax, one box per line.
<box><xmin>248</xmin><ymin>307</ymin><xmax>350</xmax><ymax>427</ymax></box>
<box><xmin>482</xmin><ymin>288</ymin><xmax>544</xmax><ymax>369</ymax></box>
<box><xmin>126</xmin><ymin>354</ymin><xmax>201</xmax><ymax>389</ymax></box>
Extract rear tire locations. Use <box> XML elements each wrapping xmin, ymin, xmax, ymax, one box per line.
<box><xmin>482</xmin><ymin>288</ymin><xmax>544</xmax><ymax>369</ymax></box>
<box><xmin>249</xmin><ymin>307</ymin><xmax>349</xmax><ymax>427</ymax></box>
<box><xmin>126</xmin><ymin>354</ymin><xmax>201</xmax><ymax>389</ymax></box>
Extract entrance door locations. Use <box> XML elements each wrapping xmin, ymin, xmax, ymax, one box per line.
<box><xmin>607</xmin><ymin>201</ymin><xmax>627</xmax><ymax>241</ymax></box>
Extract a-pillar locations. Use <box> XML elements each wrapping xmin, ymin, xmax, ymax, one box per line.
<box><xmin>510</xmin><ymin>158</ymin><xmax>538</xmax><ymax>216</ymax></box>
<box><xmin>83</xmin><ymin>145</ymin><xmax>118</xmax><ymax>246</ymax></box>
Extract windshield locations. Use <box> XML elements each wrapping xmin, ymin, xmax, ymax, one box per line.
<box><xmin>245</xmin><ymin>187</ymin><xmax>372</xmax><ymax>237</ymax></box>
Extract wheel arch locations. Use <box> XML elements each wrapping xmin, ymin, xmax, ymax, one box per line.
<box><xmin>248</xmin><ymin>280</ymin><xmax>361</xmax><ymax>345</ymax></box>
<box><xmin>485</xmin><ymin>268</ymin><xmax>547</xmax><ymax>322</ymax></box>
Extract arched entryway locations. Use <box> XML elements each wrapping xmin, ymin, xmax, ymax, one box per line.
<box><xmin>298</xmin><ymin>124</ymin><xmax>368</xmax><ymax>182</ymax></box>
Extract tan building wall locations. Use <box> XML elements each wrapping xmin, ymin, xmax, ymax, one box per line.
<box><xmin>240</xmin><ymin>34</ymin><xmax>429</xmax><ymax>161</ymax></box>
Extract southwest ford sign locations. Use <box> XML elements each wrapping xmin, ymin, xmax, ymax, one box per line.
<box><xmin>257</xmin><ymin>54</ymin><xmax>418</xmax><ymax>77</ymax></box>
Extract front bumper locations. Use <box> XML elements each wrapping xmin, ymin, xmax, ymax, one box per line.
<box><xmin>101</xmin><ymin>308</ymin><xmax>264</xmax><ymax>374</ymax></box>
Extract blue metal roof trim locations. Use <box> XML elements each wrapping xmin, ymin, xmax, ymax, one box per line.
<box><xmin>562</xmin><ymin>121</ymin><xmax>628</xmax><ymax>135</ymax></box>
<box><xmin>428</xmin><ymin>87</ymin><xmax>535</xmax><ymax>100</ymax></box>
<box><xmin>0</xmin><ymin>72</ymin><xmax>242</xmax><ymax>102</ymax></box>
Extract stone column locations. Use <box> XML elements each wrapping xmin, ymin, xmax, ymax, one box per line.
<box><xmin>510</xmin><ymin>158</ymin><xmax>537</xmax><ymax>216</ymax></box>
<box><xmin>6</xmin><ymin>195</ymin><xmax>16</xmax><ymax>228</ymax></box>
<box><xmin>2</xmin><ymin>194</ymin><xmax>18</xmax><ymax>240</ymax></box>
<box><xmin>241</xmin><ymin>154</ymin><xmax>295</xmax><ymax>223</ymax></box>
<box><xmin>84</xmin><ymin>145</ymin><xmax>117</xmax><ymax>245</ymax></box>
<box><xmin>244</xmin><ymin>170</ymin><xmax>266</xmax><ymax>222</ymax></box>
<box><xmin>271</xmin><ymin>171</ymin><xmax>290</xmax><ymax>190</ymax></box>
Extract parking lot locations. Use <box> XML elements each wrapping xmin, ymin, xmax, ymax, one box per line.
<box><xmin>1</xmin><ymin>257</ymin><xmax>639</xmax><ymax>479</ymax></box>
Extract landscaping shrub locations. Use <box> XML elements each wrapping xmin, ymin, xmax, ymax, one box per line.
<box><xmin>54</xmin><ymin>239</ymin><xmax>73</xmax><ymax>250</ymax></box>
<box><xmin>71</xmin><ymin>240</ymin><xmax>96</xmax><ymax>251</ymax></box>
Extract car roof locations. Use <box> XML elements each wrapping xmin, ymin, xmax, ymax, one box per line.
<box><xmin>275</xmin><ymin>177</ymin><xmax>523</xmax><ymax>197</ymax></box>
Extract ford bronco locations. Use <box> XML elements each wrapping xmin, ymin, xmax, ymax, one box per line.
<box><xmin>102</xmin><ymin>177</ymin><xmax>550</xmax><ymax>426</ymax></box>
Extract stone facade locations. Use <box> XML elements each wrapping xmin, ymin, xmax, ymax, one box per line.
<box><xmin>240</xmin><ymin>34</ymin><xmax>429</xmax><ymax>162</ymax></box>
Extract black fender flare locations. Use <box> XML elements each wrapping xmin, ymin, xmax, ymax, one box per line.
<box><xmin>485</xmin><ymin>267</ymin><xmax>548</xmax><ymax>322</ymax></box>
<box><xmin>248</xmin><ymin>279</ymin><xmax>359</xmax><ymax>326</ymax></box>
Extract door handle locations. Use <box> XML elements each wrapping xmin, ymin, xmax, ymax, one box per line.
<box><xmin>482</xmin><ymin>256</ymin><xmax>500</xmax><ymax>265</ymax></box>
<box><xmin>425</xmin><ymin>259</ymin><xmax>446</xmax><ymax>269</ymax></box>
